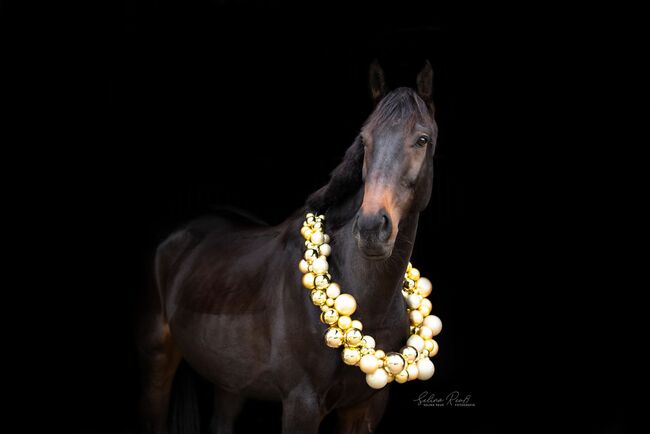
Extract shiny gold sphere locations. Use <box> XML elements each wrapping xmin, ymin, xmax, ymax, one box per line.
<box><xmin>310</xmin><ymin>289</ymin><xmax>327</xmax><ymax>306</ymax></box>
<box><xmin>406</xmin><ymin>293</ymin><xmax>423</xmax><ymax>310</ymax></box>
<box><xmin>334</xmin><ymin>294</ymin><xmax>357</xmax><ymax>316</ymax></box>
<box><xmin>374</xmin><ymin>349</ymin><xmax>386</xmax><ymax>360</ymax></box>
<box><xmin>342</xmin><ymin>347</ymin><xmax>361</xmax><ymax>365</ymax></box>
<box><xmin>318</xmin><ymin>243</ymin><xmax>331</xmax><ymax>256</ymax></box>
<box><xmin>298</xmin><ymin>259</ymin><xmax>309</xmax><ymax>274</ymax></box>
<box><xmin>304</xmin><ymin>249</ymin><xmax>319</xmax><ymax>262</ymax></box>
<box><xmin>302</xmin><ymin>272</ymin><xmax>315</xmax><ymax>289</ymax></box>
<box><xmin>351</xmin><ymin>320</ymin><xmax>363</xmax><ymax>331</ymax></box>
<box><xmin>337</xmin><ymin>315</ymin><xmax>352</xmax><ymax>330</ymax></box>
<box><xmin>317</xmin><ymin>214</ymin><xmax>325</xmax><ymax>221</ymax></box>
<box><xmin>310</xmin><ymin>231</ymin><xmax>324</xmax><ymax>245</ymax></box>
<box><xmin>344</xmin><ymin>328</ymin><xmax>363</xmax><ymax>347</ymax></box>
<box><xmin>401</xmin><ymin>346</ymin><xmax>418</xmax><ymax>363</ymax></box>
<box><xmin>326</xmin><ymin>282</ymin><xmax>341</xmax><ymax>299</ymax></box>
<box><xmin>403</xmin><ymin>278</ymin><xmax>416</xmax><ymax>291</ymax></box>
<box><xmin>428</xmin><ymin>339</ymin><xmax>439</xmax><ymax>357</ymax></box>
<box><xmin>313</xmin><ymin>222</ymin><xmax>323</xmax><ymax>231</ymax></box>
<box><xmin>360</xmin><ymin>346</ymin><xmax>375</xmax><ymax>356</ymax></box>
<box><xmin>408</xmin><ymin>267</ymin><xmax>420</xmax><ymax>280</ymax></box>
<box><xmin>395</xmin><ymin>369</ymin><xmax>409</xmax><ymax>384</ymax></box>
<box><xmin>300</xmin><ymin>226</ymin><xmax>313</xmax><ymax>240</ymax></box>
<box><xmin>320</xmin><ymin>309</ymin><xmax>339</xmax><ymax>325</ymax></box>
<box><xmin>314</xmin><ymin>274</ymin><xmax>330</xmax><ymax>289</ymax></box>
<box><xmin>409</xmin><ymin>309</ymin><xmax>424</xmax><ymax>326</ymax></box>
<box><xmin>385</xmin><ymin>352</ymin><xmax>406</xmax><ymax>374</ymax></box>
<box><xmin>361</xmin><ymin>335</ymin><xmax>375</xmax><ymax>349</ymax></box>
<box><xmin>324</xmin><ymin>327</ymin><xmax>344</xmax><ymax>348</ymax></box>
<box><xmin>323</xmin><ymin>234</ymin><xmax>330</xmax><ymax>244</ymax></box>
<box><xmin>418</xmin><ymin>325</ymin><xmax>434</xmax><ymax>340</ymax></box>
<box><xmin>326</xmin><ymin>297</ymin><xmax>335</xmax><ymax>307</ymax></box>
<box><xmin>306</xmin><ymin>215</ymin><xmax>315</xmax><ymax>225</ymax></box>
<box><xmin>419</xmin><ymin>298</ymin><xmax>432</xmax><ymax>316</ymax></box>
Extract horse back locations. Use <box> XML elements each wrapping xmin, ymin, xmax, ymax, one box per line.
<box><xmin>155</xmin><ymin>210</ymin><xmax>283</xmax><ymax>321</ymax></box>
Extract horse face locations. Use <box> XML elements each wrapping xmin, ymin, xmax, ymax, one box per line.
<box><xmin>353</xmin><ymin>62</ymin><xmax>437</xmax><ymax>260</ymax></box>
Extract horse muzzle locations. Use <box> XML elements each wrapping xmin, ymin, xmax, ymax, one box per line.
<box><xmin>353</xmin><ymin>209</ymin><xmax>395</xmax><ymax>260</ymax></box>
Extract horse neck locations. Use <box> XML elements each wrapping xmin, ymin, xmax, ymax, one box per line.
<box><xmin>329</xmin><ymin>205</ymin><xmax>420</xmax><ymax>328</ymax></box>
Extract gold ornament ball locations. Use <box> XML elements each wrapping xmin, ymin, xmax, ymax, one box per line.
<box><xmin>351</xmin><ymin>320</ymin><xmax>363</xmax><ymax>331</ymax></box>
<box><xmin>403</xmin><ymin>278</ymin><xmax>415</xmax><ymax>291</ymax></box>
<box><xmin>418</xmin><ymin>325</ymin><xmax>434</xmax><ymax>340</ymax></box>
<box><xmin>427</xmin><ymin>339</ymin><xmax>439</xmax><ymax>357</ymax></box>
<box><xmin>298</xmin><ymin>259</ymin><xmax>310</xmax><ymax>274</ymax></box>
<box><xmin>337</xmin><ymin>315</ymin><xmax>352</xmax><ymax>330</ymax></box>
<box><xmin>416</xmin><ymin>277</ymin><xmax>432</xmax><ymax>297</ymax></box>
<box><xmin>374</xmin><ymin>349</ymin><xmax>386</xmax><ymax>360</ymax></box>
<box><xmin>310</xmin><ymin>289</ymin><xmax>327</xmax><ymax>306</ymax></box>
<box><xmin>401</xmin><ymin>346</ymin><xmax>418</xmax><ymax>363</ymax></box>
<box><xmin>365</xmin><ymin>368</ymin><xmax>388</xmax><ymax>389</ymax></box>
<box><xmin>304</xmin><ymin>249</ymin><xmax>319</xmax><ymax>262</ymax></box>
<box><xmin>323</xmin><ymin>234</ymin><xmax>330</xmax><ymax>243</ymax></box>
<box><xmin>407</xmin><ymin>334</ymin><xmax>425</xmax><ymax>352</ymax></box>
<box><xmin>419</xmin><ymin>298</ymin><xmax>432</xmax><ymax>316</ymax></box>
<box><xmin>326</xmin><ymin>282</ymin><xmax>341</xmax><ymax>299</ymax></box>
<box><xmin>310</xmin><ymin>231</ymin><xmax>324</xmax><ymax>245</ymax></box>
<box><xmin>334</xmin><ymin>294</ymin><xmax>357</xmax><ymax>316</ymax></box>
<box><xmin>326</xmin><ymin>298</ymin><xmax>335</xmax><ymax>307</ymax></box>
<box><xmin>422</xmin><ymin>315</ymin><xmax>442</xmax><ymax>336</ymax></box>
<box><xmin>314</xmin><ymin>274</ymin><xmax>330</xmax><ymax>290</ymax></box>
<box><xmin>345</xmin><ymin>328</ymin><xmax>363</xmax><ymax>347</ymax></box>
<box><xmin>416</xmin><ymin>358</ymin><xmax>435</xmax><ymax>380</ymax></box>
<box><xmin>313</xmin><ymin>222</ymin><xmax>323</xmax><ymax>231</ymax></box>
<box><xmin>301</xmin><ymin>226</ymin><xmax>313</xmax><ymax>240</ymax></box>
<box><xmin>319</xmin><ymin>243</ymin><xmax>331</xmax><ymax>256</ymax></box>
<box><xmin>406</xmin><ymin>293</ymin><xmax>423</xmax><ymax>310</ymax></box>
<box><xmin>406</xmin><ymin>363</ymin><xmax>419</xmax><ymax>381</ymax></box>
<box><xmin>359</xmin><ymin>354</ymin><xmax>379</xmax><ymax>374</ymax></box>
<box><xmin>302</xmin><ymin>273</ymin><xmax>315</xmax><ymax>289</ymax></box>
<box><xmin>361</xmin><ymin>335</ymin><xmax>376</xmax><ymax>349</ymax></box>
<box><xmin>395</xmin><ymin>369</ymin><xmax>409</xmax><ymax>384</ymax></box>
<box><xmin>324</xmin><ymin>327</ymin><xmax>344</xmax><ymax>348</ymax></box>
<box><xmin>320</xmin><ymin>309</ymin><xmax>339</xmax><ymax>325</ymax></box>
<box><xmin>342</xmin><ymin>347</ymin><xmax>361</xmax><ymax>365</ymax></box>
<box><xmin>409</xmin><ymin>309</ymin><xmax>424</xmax><ymax>326</ymax></box>
<box><xmin>408</xmin><ymin>267</ymin><xmax>420</xmax><ymax>281</ymax></box>
<box><xmin>385</xmin><ymin>352</ymin><xmax>406</xmax><ymax>374</ymax></box>
<box><xmin>311</xmin><ymin>256</ymin><xmax>329</xmax><ymax>274</ymax></box>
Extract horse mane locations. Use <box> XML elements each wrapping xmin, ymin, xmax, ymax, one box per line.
<box><xmin>306</xmin><ymin>135</ymin><xmax>364</xmax><ymax>226</ymax></box>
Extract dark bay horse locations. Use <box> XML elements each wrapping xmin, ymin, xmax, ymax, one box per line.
<box><xmin>137</xmin><ymin>61</ymin><xmax>438</xmax><ymax>434</ymax></box>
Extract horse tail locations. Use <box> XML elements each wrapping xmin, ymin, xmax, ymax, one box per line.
<box><xmin>169</xmin><ymin>361</ymin><xmax>202</xmax><ymax>434</ymax></box>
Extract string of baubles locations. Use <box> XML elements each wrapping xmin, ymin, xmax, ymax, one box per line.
<box><xmin>299</xmin><ymin>213</ymin><xmax>442</xmax><ymax>389</ymax></box>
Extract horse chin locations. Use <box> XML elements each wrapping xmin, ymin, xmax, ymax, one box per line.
<box><xmin>357</xmin><ymin>241</ymin><xmax>394</xmax><ymax>261</ymax></box>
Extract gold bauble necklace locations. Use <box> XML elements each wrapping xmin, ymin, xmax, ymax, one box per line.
<box><xmin>299</xmin><ymin>213</ymin><xmax>442</xmax><ymax>389</ymax></box>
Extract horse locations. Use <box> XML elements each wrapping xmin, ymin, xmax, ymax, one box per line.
<box><xmin>136</xmin><ymin>60</ymin><xmax>438</xmax><ymax>434</ymax></box>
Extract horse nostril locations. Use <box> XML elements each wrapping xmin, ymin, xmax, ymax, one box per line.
<box><xmin>381</xmin><ymin>213</ymin><xmax>389</xmax><ymax>228</ymax></box>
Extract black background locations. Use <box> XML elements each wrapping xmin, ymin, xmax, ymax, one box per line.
<box><xmin>5</xmin><ymin>1</ymin><xmax>629</xmax><ymax>433</ymax></box>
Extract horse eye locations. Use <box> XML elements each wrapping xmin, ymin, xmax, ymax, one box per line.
<box><xmin>416</xmin><ymin>135</ymin><xmax>430</xmax><ymax>147</ymax></box>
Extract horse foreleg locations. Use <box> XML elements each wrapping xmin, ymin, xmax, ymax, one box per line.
<box><xmin>281</xmin><ymin>386</ymin><xmax>323</xmax><ymax>434</ymax></box>
<box><xmin>335</xmin><ymin>388</ymin><xmax>389</xmax><ymax>434</ymax></box>
<box><xmin>209</xmin><ymin>387</ymin><xmax>244</xmax><ymax>434</ymax></box>
<box><xmin>137</xmin><ymin>318</ymin><xmax>181</xmax><ymax>434</ymax></box>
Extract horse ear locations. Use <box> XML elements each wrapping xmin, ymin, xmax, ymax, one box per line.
<box><xmin>369</xmin><ymin>59</ymin><xmax>387</xmax><ymax>106</ymax></box>
<box><xmin>416</xmin><ymin>60</ymin><xmax>434</xmax><ymax>111</ymax></box>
